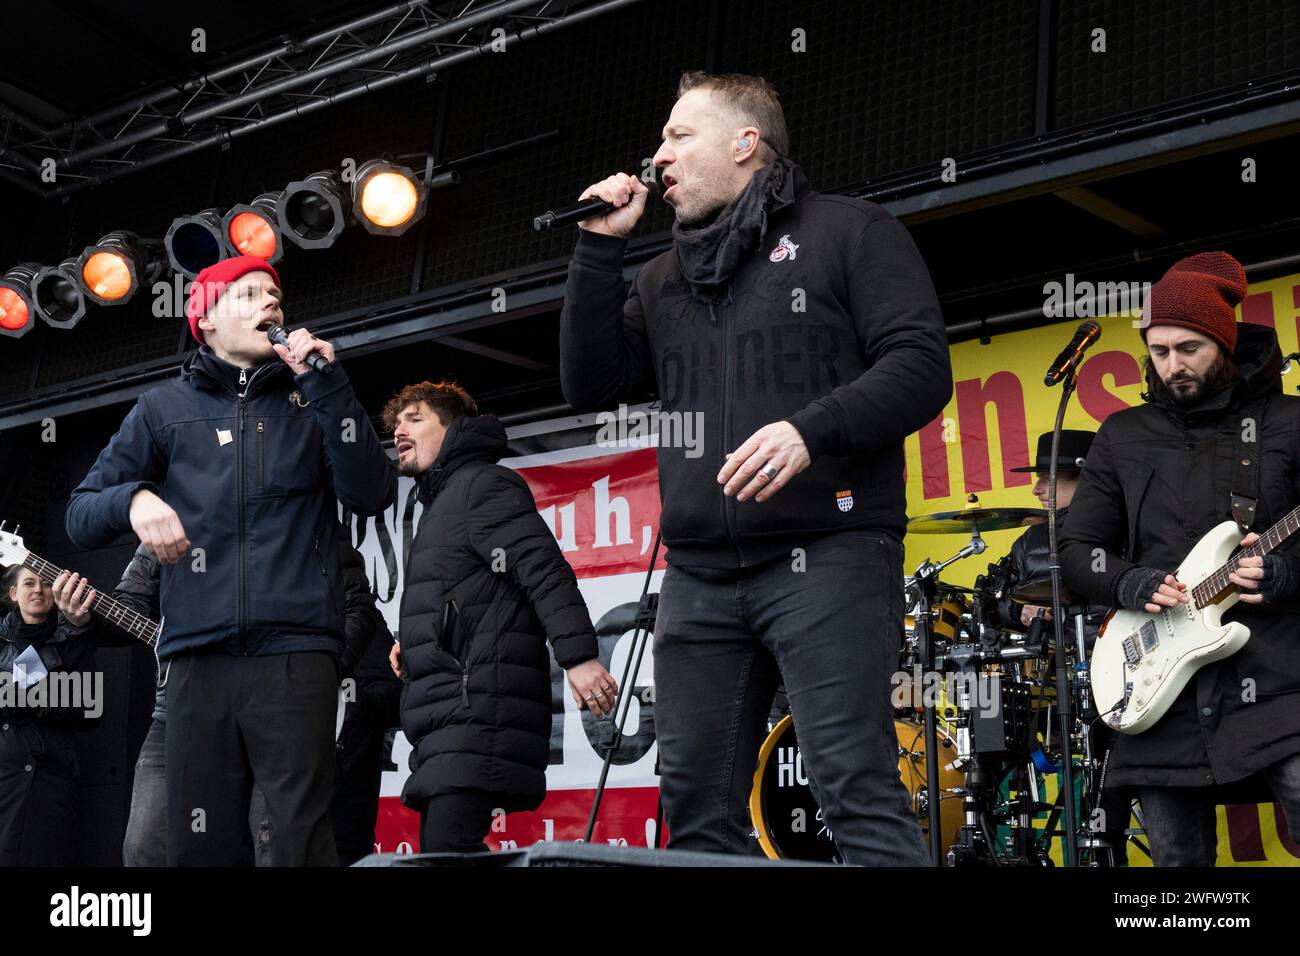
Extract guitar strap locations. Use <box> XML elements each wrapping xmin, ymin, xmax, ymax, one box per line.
<box><xmin>1229</xmin><ymin>395</ymin><xmax>1268</xmax><ymax>533</ymax></box>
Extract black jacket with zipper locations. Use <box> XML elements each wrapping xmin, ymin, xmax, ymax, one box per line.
<box><xmin>65</xmin><ymin>346</ymin><xmax>396</xmax><ymax>660</ymax></box>
<box><xmin>1059</xmin><ymin>323</ymin><xmax>1300</xmax><ymax>788</ymax></box>
<box><xmin>559</xmin><ymin>165</ymin><xmax>952</xmax><ymax>569</ymax></box>
<box><xmin>398</xmin><ymin>415</ymin><xmax>598</xmax><ymax>811</ymax></box>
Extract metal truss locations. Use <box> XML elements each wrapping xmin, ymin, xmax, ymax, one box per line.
<box><xmin>0</xmin><ymin>0</ymin><xmax>641</xmax><ymax>200</ymax></box>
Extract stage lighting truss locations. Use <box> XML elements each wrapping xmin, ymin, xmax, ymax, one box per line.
<box><xmin>0</xmin><ymin>0</ymin><xmax>635</xmax><ymax>200</ymax></box>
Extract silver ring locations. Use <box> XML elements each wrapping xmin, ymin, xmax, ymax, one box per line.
<box><xmin>585</xmin><ymin>694</ymin><xmax>596</xmax><ymax>701</ymax></box>
<box><xmin>594</xmin><ymin>690</ymin><xmax>606</xmax><ymax>698</ymax></box>
<box><xmin>759</xmin><ymin>463</ymin><xmax>779</xmax><ymax>481</ymax></box>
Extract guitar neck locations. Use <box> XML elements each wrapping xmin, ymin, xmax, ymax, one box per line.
<box><xmin>1192</xmin><ymin>504</ymin><xmax>1300</xmax><ymax>605</ymax></box>
<box><xmin>22</xmin><ymin>553</ymin><xmax>160</xmax><ymax>647</ymax></box>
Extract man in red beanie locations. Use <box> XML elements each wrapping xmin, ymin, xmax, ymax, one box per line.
<box><xmin>1061</xmin><ymin>251</ymin><xmax>1300</xmax><ymax>866</ymax></box>
<box><xmin>66</xmin><ymin>255</ymin><xmax>396</xmax><ymax>865</ymax></box>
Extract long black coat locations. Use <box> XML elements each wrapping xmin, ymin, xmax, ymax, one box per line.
<box><xmin>0</xmin><ymin>609</ymin><xmax>97</xmax><ymax>865</ymax></box>
<box><xmin>398</xmin><ymin>416</ymin><xmax>597</xmax><ymax>811</ymax></box>
<box><xmin>1060</xmin><ymin>324</ymin><xmax>1300</xmax><ymax>789</ymax></box>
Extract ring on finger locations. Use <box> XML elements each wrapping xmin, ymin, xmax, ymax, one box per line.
<box><xmin>759</xmin><ymin>463</ymin><xmax>779</xmax><ymax>481</ymax></box>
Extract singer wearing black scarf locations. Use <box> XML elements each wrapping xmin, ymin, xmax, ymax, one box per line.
<box><xmin>560</xmin><ymin>72</ymin><xmax>952</xmax><ymax>865</ymax></box>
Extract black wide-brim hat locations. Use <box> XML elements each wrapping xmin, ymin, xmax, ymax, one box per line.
<box><xmin>1009</xmin><ymin>429</ymin><xmax>1095</xmax><ymax>473</ymax></box>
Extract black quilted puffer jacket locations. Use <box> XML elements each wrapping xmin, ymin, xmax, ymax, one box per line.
<box><xmin>398</xmin><ymin>415</ymin><xmax>598</xmax><ymax>812</ymax></box>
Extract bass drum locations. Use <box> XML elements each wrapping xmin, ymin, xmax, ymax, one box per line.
<box><xmin>749</xmin><ymin>714</ymin><xmax>963</xmax><ymax>861</ymax></box>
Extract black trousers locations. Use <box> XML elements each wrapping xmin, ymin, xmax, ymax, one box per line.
<box><xmin>418</xmin><ymin>790</ymin><xmax>498</xmax><ymax>854</ymax></box>
<box><xmin>653</xmin><ymin>530</ymin><xmax>931</xmax><ymax>866</ymax></box>
<box><xmin>165</xmin><ymin>649</ymin><xmax>339</xmax><ymax>866</ymax></box>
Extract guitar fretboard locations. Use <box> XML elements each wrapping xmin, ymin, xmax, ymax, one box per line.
<box><xmin>1190</xmin><ymin>504</ymin><xmax>1300</xmax><ymax>606</ymax></box>
<box><xmin>22</xmin><ymin>553</ymin><xmax>160</xmax><ymax>647</ymax></box>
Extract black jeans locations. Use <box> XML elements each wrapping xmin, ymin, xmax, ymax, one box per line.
<box><xmin>418</xmin><ymin>791</ymin><xmax>498</xmax><ymax>854</ymax></box>
<box><xmin>165</xmin><ymin>650</ymin><xmax>339</xmax><ymax>866</ymax></box>
<box><xmin>653</xmin><ymin>529</ymin><xmax>930</xmax><ymax>866</ymax></box>
<box><xmin>1137</xmin><ymin>752</ymin><xmax>1300</xmax><ymax>866</ymax></box>
<box><xmin>123</xmin><ymin>715</ymin><xmax>272</xmax><ymax>866</ymax></box>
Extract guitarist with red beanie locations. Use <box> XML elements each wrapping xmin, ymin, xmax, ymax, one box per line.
<box><xmin>1060</xmin><ymin>251</ymin><xmax>1300</xmax><ymax>866</ymax></box>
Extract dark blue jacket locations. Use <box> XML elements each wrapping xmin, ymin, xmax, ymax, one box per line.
<box><xmin>65</xmin><ymin>346</ymin><xmax>396</xmax><ymax>660</ymax></box>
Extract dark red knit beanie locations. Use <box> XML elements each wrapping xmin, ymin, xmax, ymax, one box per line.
<box><xmin>1142</xmin><ymin>251</ymin><xmax>1247</xmax><ymax>354</ymax></box>
<box><xmin>185</xmin><ymin>255</ymin><xmax>281</xmax><ymax>344</ymax></box>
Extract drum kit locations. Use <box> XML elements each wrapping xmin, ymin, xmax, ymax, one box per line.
<box><xmin>748</xmin><ymin>503</ymin><xmax>1120</xmax><ymax>867</ymax></box>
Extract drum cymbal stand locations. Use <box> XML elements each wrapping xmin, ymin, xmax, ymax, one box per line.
<box><xmin>911</xmin><ymin>530</ymin><xmax>986</xmax><ymax>866</ymax></box>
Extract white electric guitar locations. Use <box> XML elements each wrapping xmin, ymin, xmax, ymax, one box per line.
<box><xmin>0</xmin><ymin>521</ymin><xmax>162</xmax><ymax>651</ymax></box>
<box><xmin>1092</xmin><ymin>509</ymin><xmax>1299</xmax><ymax>735</ymax></box>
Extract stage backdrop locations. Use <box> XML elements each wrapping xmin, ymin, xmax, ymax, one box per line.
<box><xmin>349</xmin><ymin>269</ymin><xmax>1300</xmax><ymax>865</ymax></box>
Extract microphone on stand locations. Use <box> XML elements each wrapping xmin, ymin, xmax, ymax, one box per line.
<box><xmin>1043</xmin><ymin>320</ymin><xmax>1102</xmax><ymax>386</ymax></box>
<box><xmin>262</xmin><ymin>322</ymin><xmax>332</xmax><ymax>374</ymax></box>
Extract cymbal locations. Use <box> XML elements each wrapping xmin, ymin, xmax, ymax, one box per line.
<box><xmin>906</xmin><ymin>507</ymin><xmax>1044</xmax><ymax>534</ymax></box>
<box><xmin>1010</xmin><ymin>578</ymin><xmax>1076</xmax><ymax>605</ymax></box>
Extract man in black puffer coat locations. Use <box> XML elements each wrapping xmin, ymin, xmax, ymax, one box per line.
<box><xmin>385</xmin><ymin>382</ymin><xmax>617</xmax><ymax>853</ymax></box>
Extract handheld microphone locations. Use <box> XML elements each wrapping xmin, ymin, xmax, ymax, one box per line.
<box><xmin>262</xmin><ymin>323</ymin><xmax>332</xmax><ymax>374</ymax></box>
<box><xmin>1043</xmin><ymin>320</ymin><xmax>1102</xmax><ymax>386</ymax></box>
<box><xmin>533</xmin><ymin>182</ymin><xmax>656</xmax><ymax>232</ymax></box>
<box><xmin>533</xmin><ymin>197</ymin><xmax>615</xmax><ymax>232</ymax></box>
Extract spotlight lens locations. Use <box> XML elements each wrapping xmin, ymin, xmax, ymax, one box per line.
<box><xmin>287</xmin><ymin>193</ymin><xmax>335</xmax><ymax>238</ymax></box>
<box><xmin>0</xmin><ymin>288</ymin><xmax>30</xmax><ymax>330</ymax></box>
<box><xmin>228</xmin><ymin>212</ymin><xmax>278</xmax><ymax>258</ymax></box>
<box><xmin>83</xmin><ymin>252</ymin><xmax>133</xmax><ymax>300</ymax></box>
<box><xmin>360</xmin><ymin>172</ymin><xmax>418</xmax><ymax>228</ymax></box>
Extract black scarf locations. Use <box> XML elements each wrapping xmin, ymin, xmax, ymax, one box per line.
<box><xmin>4</xmin><ymin>609</ymin><xmax>57</xmax><ymax>651</ymax></box>
<box><xmin>672</xmin><ymin>158</ymin><xmax>798</xmax><ymax>301</ymax></box>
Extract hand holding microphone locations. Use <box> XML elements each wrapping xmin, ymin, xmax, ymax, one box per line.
<box><xmin>574</xmin><ymin>172</ymin><xmax>651</xmax><ymax>238</ymax></box>
<box><xmin>263</xmin><ymin>323</ymin><xmax>334</xmax><ymax>374</ymax></box>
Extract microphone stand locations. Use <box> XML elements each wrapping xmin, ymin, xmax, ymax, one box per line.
<box><xmin>912</xmin><ymin>533</ymin><xmax>986</xmax><ymax>865</ymax></box>
<box><xmin>1046</xmin><ymin>366</ymin><xmax>1081</xmax><ymax>867</ymax></box>
<box><xmin>583</xmin><ymin>530</ymin><xmax>662</xmax><ymax>844</ymax></box>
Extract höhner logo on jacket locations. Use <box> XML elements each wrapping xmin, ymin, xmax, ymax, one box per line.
<box><xmin>836</xmin><ymin>489</ymin><xmax>854</xmax><ymax>513</ymax></box>
<box><xmin>769</xmin><ymin>234</ymin><xmax>799</xmax><ymax>262</ymax></box>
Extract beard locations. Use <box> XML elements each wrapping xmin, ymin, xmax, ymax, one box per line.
<box><xmin>1144</xmin><ymin>350</ymin><xmax>1240</xmax><ymax>405</ymax></box>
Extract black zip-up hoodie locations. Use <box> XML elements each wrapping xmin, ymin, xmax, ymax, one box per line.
<box><xmin>65</xmin><ymin>346</ymin><xmax>396</xmax><ymax>659</ymax></box>
<box><xmin>560</xmin><ymin>162</ymin><xmax>952</xmax><ymax>569</ymax></box>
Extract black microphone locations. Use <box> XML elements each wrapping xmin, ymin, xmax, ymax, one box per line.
<box><xmin>1043</xmin><ymin>320</ymin><xmax>1102</xmax><ymax>386</ymax></box>
<box><xmin>262</xmin><ymin>323</ymin><xmax>332</xmax><ymax>374</ymax></box>
<box><xmin>533</xmin><ymin>197</ymin><xmax>616</xmax><ymax>232</ymax></box>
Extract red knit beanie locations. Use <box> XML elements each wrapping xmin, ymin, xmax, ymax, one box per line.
<box><xmin>185</xmin><ymin>255</ymin><xmax>282</xmax><ymax>344</ymax></box>
<box><xmin>1142</xmin><ymin>251</ymin><xmax>1247</xmax><ymax>354</ymax></box>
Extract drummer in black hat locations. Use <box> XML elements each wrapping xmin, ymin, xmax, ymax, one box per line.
<box><xmin>1000</xmin><ymin>429</ymin><xmax>1096</xmax><ymax>628</ymax></box>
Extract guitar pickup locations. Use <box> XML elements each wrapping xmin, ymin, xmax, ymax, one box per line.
<box><xmin>1139</xmin><ymin>619</ymin><xmax>1159</xmax><ymax>653</ymax></box>
<box><xmin>1122</xmin><ymin>634</ymin><xmax>1142</xmax><ymax>665</ymax></box>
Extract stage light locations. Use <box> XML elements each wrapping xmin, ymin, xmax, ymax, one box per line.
<box><xmin>352</xmin><ymin>160</ymin><xmax>427</xmax><ymax>236</ymax></box>
<box><xmin>32</xmin><ymin>257</ymin><xmax>88</xmax><ymax>329</ymax></box>
<box><xmin>278</xmin><ymin>171</ymin><xmax>349</xmax><ymax>250</ymax></box>
<box><xmin>0</xmin><ymin>263</ymin><xmax>40</xmax><ymax>338</ymax></box>
<box><xmin>165</xmin><ymin>209</ymin><xmax>225</xmax><ymax>279</ymax></box>
<box><xmin>222</xmin><ymin>191</ymin><xmax>285</xmax><ymax>263</ymax></box>
<box><xmin>77</xmin><ymin>232</ymin><xmax>164</xmax><ymax>306</ymax></box>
